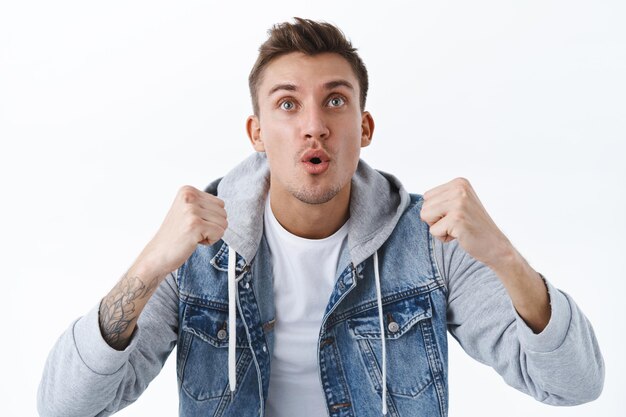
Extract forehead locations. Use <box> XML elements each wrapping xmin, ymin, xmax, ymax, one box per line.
<box><xmin>258</xmin><ymin>52</ymin><xmax>359</xmax><ymax>95</ymax></box>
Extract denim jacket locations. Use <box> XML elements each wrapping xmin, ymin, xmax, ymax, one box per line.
<box><xmin>38</xmin><ymin>153</ymin><xmax>604</xmax><ymax>417</ymax></box>
<box><xmin>177</xmin><ymin>195</ymin><xmax>447</xmax><ymax>417</ymax></box>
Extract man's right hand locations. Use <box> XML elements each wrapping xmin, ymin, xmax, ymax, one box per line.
<box><xmin>98</xmin><ymin>186</ymin><xmax>227</xmax><ymax>350</ymax></box>
<box><xmin>136</xmin><ymin>185</ymin><xmax>228</xmax><ymax>279</ymax></box>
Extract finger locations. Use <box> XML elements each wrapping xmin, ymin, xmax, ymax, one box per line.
<box><xmin>420</xmin><ymin>198</ymin><xmax>449</xmax><ymax>226</ymax></box>
<box><xmin>195</xmin><ymin>202</ymin><xmax>228</xmax><ymax>222</ymax></box>
<box><xmin>420</xmin><ymin>189</ymin><xmax>459</xmax><ymax>225</ymax></box>
<box><xmin>183</xmin><ymin>195</ymin><xmax>226</xmax><ymax>218</ymax></box>
<box><xmin>182</xmin><ymin>204</ymin><xmax>227</xmax><ymax>234</ymax></box>
<box><xmin>176</xmin><ymin>186</ymin><xmax>226</xmax><ymax>211</ymax></box>
<box><xmin>423</xmin><ymin>184</ymin><xmax>447</xmax><ymax>201</ymax></box>
<box><xmin>428</xmin><ymin>215</ymin><xmax>458</xmax><ymax>243</ymax></box>
<box><xmin>423</xmin><ymin>178</ymin><xmax>458</xmax><ymax>200</ymax></box>
<box><xmin>424</xmin><ymin>177</ymin><xmax>473</xmax><ymax>201</ymax></box>
<box><xmin>194</xmin><ymin>207</ymin><xmax>228</xmax><ymax>230</ymax></box>
<box><xmin>198</xmin><ymin>192</ymin><xmax>226</xmax><ymax>209</ymax></box>
<box><xmin>197</xmin><ymin>219</ymin><xmax>227</xmax><ymax>245</ymax></box>
<box><xmin>420</xmin><ymin>208</ymin><xmax>443</xmax><ymax>227</ymax></box>
<box><xmin>422</xmin><ymin>179</ymin><xmax>478</xmax><ymax>225</ymax></box>
<box><xmin>177</xmin><ymin>185</ymin><xmax>202</xmax><ymax>204</ymax></box>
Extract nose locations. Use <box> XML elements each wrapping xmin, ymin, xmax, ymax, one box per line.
<box><xmin>302</xmin><ymin>106</ymin><xmax>330</xmax><ymax>141</ymax></box>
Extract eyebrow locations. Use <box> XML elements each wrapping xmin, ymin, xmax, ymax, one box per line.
<box><xmin>323</xmin><ymin>80</ymin><xmax>354</xmax><ymax>91</ymax></box>
<box><xmin>268</xmin><ymin>83</ymin><xmax>297</xmax><ymax>96</ymax></box>
<box><xmin>267</xmin><ymin>79</ymin><xmax>355</xmax><ymax>96</ymax></box>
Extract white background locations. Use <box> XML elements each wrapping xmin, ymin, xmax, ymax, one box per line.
<box><xmin>1</xmin><ymin>1</ymin><xmax>624</xmax><ymax>416</ymax></box>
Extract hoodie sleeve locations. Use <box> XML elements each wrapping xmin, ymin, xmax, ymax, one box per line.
<box><xmin>433</xmin><ymin>237</ymin><xmax>604</xmax><ymax>405</ymax></box>
<box><xmin>37</xmin><ymin>272</ymin><xmax>179</xmax><ymax>417</ymax></box>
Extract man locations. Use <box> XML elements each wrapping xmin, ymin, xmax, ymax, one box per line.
<box><xmin>38</xmin><ymin>18</ymin><xmax>604</xmax><ymax>417</ymax></box>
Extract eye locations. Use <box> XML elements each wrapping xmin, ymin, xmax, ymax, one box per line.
<box><xmin>280</xmin><ymin>100</ymin><xmax>296</xmax><ymax>111</ymax></box>
<box><xmin>328</xmin><ymin>96</ymin><xmax>345</xmax><ymax>107</ymax></box>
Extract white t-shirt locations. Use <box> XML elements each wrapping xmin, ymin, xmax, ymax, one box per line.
<box><xmin>263</xmin><ymin>197</ymin><xmax>349</xmax><ymax>417</ymax></box>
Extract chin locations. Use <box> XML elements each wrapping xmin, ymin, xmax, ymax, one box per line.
<box><xmin>290</xmin><ymin>185</ymin><xmax>343</xmax><ymax>205</ymax></box>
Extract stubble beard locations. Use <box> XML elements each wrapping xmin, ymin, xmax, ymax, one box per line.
<box><xmin>288</xmin><ymin>182</ymin><xmax>343</xmax><ymax>205</ymax></box>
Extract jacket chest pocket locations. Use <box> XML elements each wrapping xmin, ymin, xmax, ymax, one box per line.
<box><xmin>347</xmin><ymin>292</ymin><xmax>440</xmax><ymax>398</ymax></box>
<box><xmin>178</xmin><ymin>302</ymin><xmax>253</xmax><ymax>401</ymax></box>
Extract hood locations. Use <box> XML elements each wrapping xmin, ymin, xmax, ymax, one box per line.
<box><xmin>214</xmin><ymin>152</ymin><xmax>410</xmax><ymax>266</ymax></box>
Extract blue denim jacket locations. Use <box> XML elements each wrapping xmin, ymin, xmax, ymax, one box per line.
<box><xmin>177</xmin><ymin>193</ymin><xmax>448</xmax><ymax>417</ymax></box>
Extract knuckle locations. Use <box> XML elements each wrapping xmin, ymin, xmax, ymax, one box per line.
<box><xmin>178</xmin><ymin>185</ymin><xmax>198</xmax><ymax>204</ymax></box>
<box><xmin>455</xmin><ymin>184</ymin><xmax>470</xmax><ymax>199</ymax></box>
<box><xmin>454</xmin><ymin>176</ymin><xmax>470</xmax><ymax>186</ymax></box>
<box><xmin>179</xmin><ymin>185</ymin><xmax>194</xmax><ymax>194</ymax></box>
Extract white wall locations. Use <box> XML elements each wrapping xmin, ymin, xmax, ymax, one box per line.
<box><xmin>1</xmin><ymin>1</ymin><xmax>624</xmax><ymax>416</ymax></box>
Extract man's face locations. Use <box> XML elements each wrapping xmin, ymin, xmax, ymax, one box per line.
<box><xmin>247</xmin><ymin>52</ymin><xmax>374</xmax><ymax>206</ymax></box>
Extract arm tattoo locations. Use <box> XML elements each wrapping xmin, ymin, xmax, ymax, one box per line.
<box><xmin>99</xmin><ymin>274</ymin><xmax>158</xmax><ymax>350</ymax></box>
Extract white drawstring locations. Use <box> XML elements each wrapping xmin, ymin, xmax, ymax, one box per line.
<box><xmin>373</xmin><ymin>251</ymin><xmax>387</xmax><ymax>415</ymax></box>
<box><xmin>228</xmin><ymin>246</ymin><xmax>237</xmax><ymax>393</ymax></box>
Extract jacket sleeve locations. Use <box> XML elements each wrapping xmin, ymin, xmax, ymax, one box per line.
<box><xmin>434</xmin><ymin>237</ymin><xmax>604</xmax><ymax>405</ymax></box>
<box><xmin>37</xmin><ymin>272</ymin><xmax>179</xmax><ymax>417</ymax></box>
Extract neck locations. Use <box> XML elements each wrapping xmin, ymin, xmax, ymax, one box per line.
<box><xmin>269</xmin><ymin>186</ymin><xmax>350</xmax><ymax>239</ymax></box>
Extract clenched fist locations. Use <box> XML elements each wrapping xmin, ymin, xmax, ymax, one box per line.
<box><xmin>135</xmin><ymin>185</ymin><xmax>228</xmax><ymax>279</ymax></box>
<box><xmin>420</xmin><ymin>177</ymin><xmax>512</xmax><ymax>269</ymax></box>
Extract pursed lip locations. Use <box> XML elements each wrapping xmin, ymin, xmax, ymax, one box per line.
<box><xmin>300</xmin><ymin>149</ymin><xmax>331</xmax><ymax>175</ymax></box>
<box><xmin>300</xmin><ymin>149</ymin><xmax>331</xmax><ymax>163</ymax></box>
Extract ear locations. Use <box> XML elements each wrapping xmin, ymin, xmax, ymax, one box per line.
<box><xmin>360</xmin><ymin>111</ymin><xmax>375</xmax><ymax>147</ymax></box>
<box><xmin>246</xmin><ymin>115</ymin><xmax>265</xmax><ymax>152</ymax></box>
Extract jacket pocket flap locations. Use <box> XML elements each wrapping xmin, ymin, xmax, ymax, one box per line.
<box><xmin>181</xmin><ymin>303</ymin><xmax>248</xmax><ymax>348</ymax></box>
<box><xmin>348</xmin><ymin>293</ymin><xmax>432</xmax><ymax>340</ymax></box>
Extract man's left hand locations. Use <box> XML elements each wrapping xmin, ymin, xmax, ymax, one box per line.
<box><xmin>420</xmin><ymin>177</ymin><xmax>513</xmax><ymax>269</ymax></box>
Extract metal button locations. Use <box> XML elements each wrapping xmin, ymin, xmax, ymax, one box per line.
<box><xmin>217</xmin><ymin>329</ymin><xmax>228</xmax><ymax>340</ymax></box>
<box><xmin>245</xmin><ymin>282</ymin><xmax>250</xmax><ymax>289</ymax></box>
<box><xmin>388</xmin><ymin>321</ymin><xmax>400</xmax><ymax>333</ymax></box>
<box><xmin>262</xmin><ymin>345</ymin><xmax>267</xmax><ymax>352</ymax></box>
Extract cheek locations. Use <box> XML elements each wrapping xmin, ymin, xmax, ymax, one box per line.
<box><xmin>339</xmin><ymin>125</ymin><xmax>364</xmax><ymax>155</ymax></box>
<box><xmin>261</xmin><ymin>116</ymin><xmax>296</xmax><ymax>139</ymax></box>
<box><xmin>259</xmin><ymin>129</ymin><xmax>293</xmax><ymax>168</ymax></box>
<box><xmin>337</xmin><ymin>115</ymin><xmax>364</xmax><ymax>143</ymax></box>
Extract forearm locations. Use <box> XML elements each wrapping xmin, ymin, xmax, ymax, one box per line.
<box><xmin>440</xmin><ymin>238</ymin><xmax>604</xmax><ymax>405</ymax></box>
<box><xmin>487</xmin><ymin>246</ymin><xmax>551</xmax><ymax>333</ymax></box>
<box><xmin>99</xmin><ymin>261</ymin><xmax>166</xmax><ymax>350</ymax></box>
